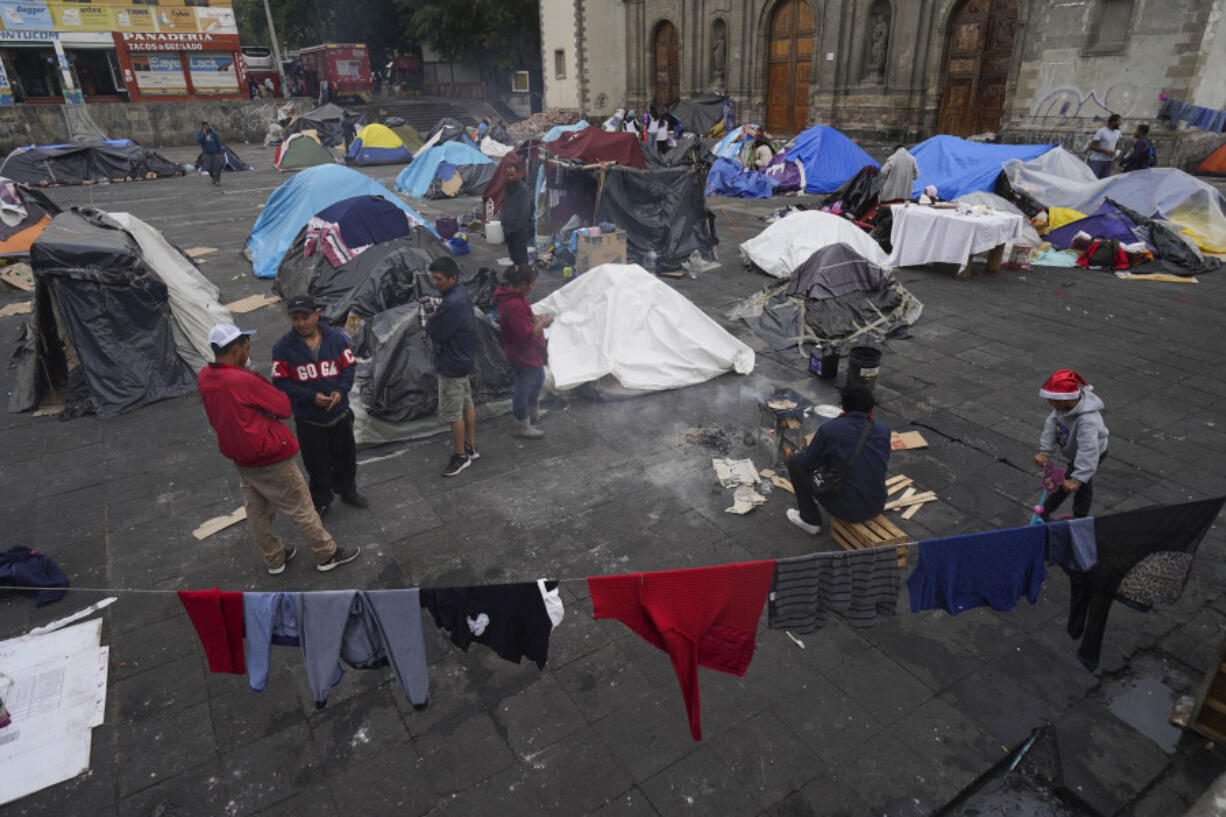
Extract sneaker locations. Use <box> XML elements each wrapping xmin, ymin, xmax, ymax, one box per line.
<box><xmin>340</xmin><ymin>491</ymin><xmax>370</xmax><ymax>509</ymax></box>
<box><xmin>267</xmin><ymin>544</ymin><xmax>297</xmax><ymax>575</ymax></box>
<box><xmin>317</xmin><ymin>546</ymin><xmax>361</xmax><ymax>572</ymax></box>
<box><xmin>464</xmin><ymin>442</ymin><xmax>480</xmax><ymax>461</ymax></box>
<box><xmin>786</xmin><ymin>509</ymin><xmax>822</xmax><ymax>535</ymax></box>
<box><xmin>513</xmin><ymin>418</ymin><xmax>544</xmax><ymax>439</ymax></box>
<box><xmin>442</xmin><ymin>453</ymin><xmax>471</xmax><ymax>477</ymax></box>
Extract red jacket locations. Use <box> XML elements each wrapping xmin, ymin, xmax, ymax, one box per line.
<box><xmin>494</xmin><ymin>287</ymin><xmax>547</xmax><ymax>369</ymax></box>
<box><xmin>197</xmin><ymin>363</ymin><xmax>300</xmax><ymax>467</ymax></box>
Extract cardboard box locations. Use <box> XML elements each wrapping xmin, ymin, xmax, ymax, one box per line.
<box><xmin>574</xmin><ymin>229</ymin><xmax>627</xmax><ymax>274</ymax></box>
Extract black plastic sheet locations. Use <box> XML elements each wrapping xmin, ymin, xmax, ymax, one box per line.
<box><xmin>1</xmin><ymin>141</ymin><xmax>183</xmax><ymax>186</ymax></box>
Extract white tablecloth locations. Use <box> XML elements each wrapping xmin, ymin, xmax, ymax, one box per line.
<box><xmin>884</xmin><ymin>205</ymin><xmax>1026</xmax><ymax>268</ymax></box>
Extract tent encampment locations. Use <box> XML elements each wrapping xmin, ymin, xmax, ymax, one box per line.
<box><xmin>670</xmin><ymin>94</ymin><xmax>729</xmax><ymax>137</ymax></box>
<box><xmin>394</xmin><ymin>141</ymin><xmax>496</xmax><ymax>198</ymax></box>
<box><xmin>274</xmin><ymin>133</ymin><xmax>336</xmax><ymax>171</ymax></box>
<box><xmin>1196</xmin><ymin>142</ymin><xmax>1226</xmax><ymax>176</ymax></box>
<box><xmin>299</xmin><ymin>233</ymin><xmax>449</xmax><ymax>324</ymax></box>
<box><xmin>196</xmin><ymin>145</ymin><xmax>248</xmax><ymax>173</ymax></box>
<box><xmin>1</xmin><ymin>140</ymin><xmax>183</xmax><ymax>186</ymax></box>
<box><xmin>783</xmin><ymin>125</ymin><xmax>879</xmax><ymax>193</ymax></box>
<box><xmin>9</xmin><ymin>209</ymin><xmax>221</xmax><ymax>418</ymax></box>
<box><xmin>740</xmin><ymin>210</ymin><xmax>890</xmax><ymax>277</ymax></box>
<box><xmin>910</xmin><ymin>136</ymin><xmax>1055</xmax><ymax>200</ymax></box>
<box><xmin>387</xmin><ymin>123</ymin><xmax>425</xmax><ymax>153</ymax></box>
<box><xmin>1</xmin><ymin>178</ymin><xmax>59</xmax><ymax>258</ymax></box>
<box><xmin>247</xmin><ymin>164</ymin><xmax>434</xmax><ymax>279</ymax></box>
<box><xmin>532</xmin><ymin>264</ymin><xmax>754</xmax><ymax>392</ymax></box>
<box><xmin>274</xmin><ymin>196</ymin><xmax>436</xmax><ymax>298</ymax></box>
<box><xmin>283</xmin><ymin>103</ymin><xmax>351</xmax><ymax>147</ymax></box>
<box><xmin>542</xmin><ymin>121</ymin><xmax>590</xmax><ymax>143</ymax></box>
<box><xmin>548</xmin><ymin>128</ymin><xmax>647</xmax><ymax>169</ymax></box>
<box><xmin>730</xmin><ymin>243</ymin><xmax>923</xmax><ymax>351</ymax></box>
<box><xmin>346</xmin><ymin>124</ymin><xmax>414</xmax><ymax>166</ymax></box>
<box><xmin>706</xmin><ymin>157</ymin><xmax>777</xmax><ymax>198</ymax></box>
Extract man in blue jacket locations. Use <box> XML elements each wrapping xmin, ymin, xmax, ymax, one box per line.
<box><xmin>426</xmin><ymin>256</ymin><xmax>478</xmax><ymax>477</ymax></box>
<box><xmin>195</xmin><ymin>121</ymin><xmax>223</xmax><ymax>186</ymax></box>
<box><xmin>785</xmin><ymin>386</ymin><xmax>892</xmax><ymax>534</ymax></box>
<box><xmin>271</xmin><ymin>296</ymin><xmax>369</xmax><ymax>516</ymax></box>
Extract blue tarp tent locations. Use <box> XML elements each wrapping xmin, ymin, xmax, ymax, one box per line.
<box><xmin>345</xmin><ymin>124</ymin><xmax>414</xmax><ymax>166</ymax></box>
<box><xmin>246</xmin><ymin>164</ymin><xmax>434</xmax><ymax>279</ymax></box>
<box><xmin>542</xmin><ymin>120</ymin><xmax>590</xmax><ymax>143</ymax></box>
<box><xmin>784</xmin><ymin>126</ymin><xmax>878</xmax><ymax>193</ymax></box>
<box><xmin>394</xmin><ymin>142</ymin><xmax>494</xmax><ymax>198</ymax></box>
<box><xmin>706</xmin><ymin>157</ymin><xmax>777</xmax><ymax>198</ymax></box>
<box><xmin>713</xmin><ymin>125</ymin><xmax>754</xmax><ymax>161</ymax></box>
<box><xmin>911</xmin><ymin>136</ymin><xmax>1055</xmax><ymax>199</ymax></box>
<box><xmin>1046</xmin><ymin>200</ymin><xmax>1154</xmax><ymax>252</ymax></box>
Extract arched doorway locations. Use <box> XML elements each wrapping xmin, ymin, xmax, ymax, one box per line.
<box><xmin>938</xmin><ymin>0</ymin><xmax>1018</xmax><ymax>137</ymax></box>
<box><xmin>766</xmin><ymin>0</ymin><xmax>814</xmax><ymax>135</ymax></box>
<box><xmin>653</xmin><ymin>20</ymin><xmax>680</xmax><ymax>105</ymax></box>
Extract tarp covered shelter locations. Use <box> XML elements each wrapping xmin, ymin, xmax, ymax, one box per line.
<box><xmin>306</xmin><ymin>234</ymin><xmax>449</xmax><ymax>324</ymax></box>
<box><xmin>706</xmin><ymin>157</ymin><xmax>776</xmax><ymax>198</ymax></box>
<box><xmin>424</xmin><ymin>117</ymin><xmax>477</xmax><ymax>150</ymax></box>
<box><xmin>740</xmin><ymin>210</ymin><xmax>890</xmax><ymax>277</ymax></box>
<box><xmin>394</xmin><ymin>141</ymin><xmax>496</xmax><ymax>198</ymax></box>
<box><xmin>542</xmin><ymin>160</ymin><xmax>716</xmax><ymax>269</ymax></box>
<box><xmin>1004</xmin><ymin>147</ymin><xmax>1226</xmax><ymax>252</ymax></box>
<box><xmin>481</xmin><ymin>141</ymin><xmax>544</xmax><ymax>222</ymax></box>
<box><xmin>195</xmin><ymin>146</ymin><xmax>248</xmax><ymax>173</ymax></box>
<box><xmin>0</xmin><ymin>178</ymin><xmax>60</xmax><ymax>258</ymax></box>
<box><xmin>274</xmin><ymin>133</ymin><xmax>335</xmax><ymax>171</ymax></box>
<box><xmin>761</xmin><ymin>153</ymin><xmax>806</xmax><ymax>194</ymax></box>
<box><xmin>0</xmin><ymin>140</ymin><xmax>183</xmax><ymax>186</ymax></box>
<box><xmin>819</xmin><ymin>166</ymin><xmax>881</xmax><ymax>221</ymax></box>
<box><xmin>542</xmin><ymin>121</ymin><xmax>590</xmax><ymax>143</ymax></box>
<box><xmin>247</xmin><ymin>164</ymin><xmax>434</xmax><ymax>279</ymax></box>
<box><xmin>670</xmin><ymin>94</ymin><xmax>729</xmax><ymax>137</ymax></box>
<box><xmin>345</xmin><ymin>124</ymin><xmax>414</xmax><ymax>166</ymax></box>
<box><xmin>532</xmin><ymin>264</ymin><xmax>754</xmax><ymax>391</ymax></box>
<box><xmin>784</xmin><ymin>126</ymin><xmax>878</xmax><ymax>193</ymax></box>
<box><xmin>284</xmin><ymin>103</ymin><xmax>351</xmax><ymax>147</ymax></box>
<box><xmin>713</xmin><ymin>125</ymin><xmax>755</xmax><ymax>161</ymax></box>
<box><xmin>10</xmin><ymin>209</ymin><xmax>198</xmax><ymax>418</ymax></box>
<box><xmin>910</xmin><ymin>136</ymin><xmax>1055</xmax><ymax>200</ymax></box>
<box><xmin>1046</xmin><ymin>200</ymin><xmax>1154</xmax><ymax>252</ymax></box>
<box><xmin>1195</xmin><ymin>142</ymin><xmax>1226</xmax><ymax>176</ymax></box>
<box><xmin>730</xmin><ymin>243</ymin><xmax>923</xmax><ymax>350</ymax></box>
<box><xmin>547</xmin><ymin>128</ymin><xmax>647</xmax><ymax>169</ymax></box>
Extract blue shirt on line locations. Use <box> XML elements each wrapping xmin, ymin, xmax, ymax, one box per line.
<box><xmin>906</xmin><ymin>526</ymin><xmax>1047</xmax><ymax>615</ymax></box>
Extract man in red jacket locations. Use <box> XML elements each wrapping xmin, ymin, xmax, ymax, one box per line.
<box><xmin>198</xmin><ymin>323</ymin><xmax>360</xmax><ymax>575</ymax></box>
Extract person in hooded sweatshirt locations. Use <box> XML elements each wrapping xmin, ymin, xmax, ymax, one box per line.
<box><xmin>1034</xmin><ymin>369</ymin><xmax>1109</xmax><ymax>519</ymax></box>
<box><xmin>494</xmin><ymin>264</ymin><xmax>552</xmax><ymax>439</ymax></box>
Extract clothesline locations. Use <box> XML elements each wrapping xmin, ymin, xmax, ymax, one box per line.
<box><xmin>0</xmin><ymin>540</ymin><xmax>927</xmax><ymax>597</ymax></box>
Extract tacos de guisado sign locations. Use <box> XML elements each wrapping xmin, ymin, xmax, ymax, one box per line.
<box><xmin>120</xmin><ymin>30</ymin><xmax>238</xmax><ymax>51</ymax></box>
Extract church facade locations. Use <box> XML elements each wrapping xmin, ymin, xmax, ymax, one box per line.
<box><xmin>541</xmin><ymin>0</ymin><xmax>1226</xmax><ymax>160</ymax></box>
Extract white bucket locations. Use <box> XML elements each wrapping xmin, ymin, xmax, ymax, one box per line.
<box><xmin>485</xmin><ymin>220</ymin><xmax>505</xmax><ymax>244</ymax></box>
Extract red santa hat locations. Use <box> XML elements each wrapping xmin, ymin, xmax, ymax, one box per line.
<box><xmin>1039</xmin><ymin>369</ymin><xmax>1088</xmax><ymax>400</ymax></box>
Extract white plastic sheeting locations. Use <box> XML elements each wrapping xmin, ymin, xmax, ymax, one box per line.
<box><xmin>532</xmin><ymin>263</ymin><xmax>755</xmax><ymax>391</ymax></box>
<box><xmin>110</xmin><ymin>212</ymin><xmax>233</xmax><ymax>371</ymax></box>
<box><xmin>1004</xmin><ymin>147</ymin><xmax>1226</xmax><ymax>252</ymax></box>
<box><xmin>479</xmin><ymin>136</ymin><xmax>514</xmax><ymax>159</ymax></box>
<box><xmin>739</xmin><ymin>210</ymin><xmax>889</xmax><ymax>277</ymax></box>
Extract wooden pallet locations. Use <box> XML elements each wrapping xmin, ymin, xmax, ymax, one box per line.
<box><xmin>1191</xmin><ymin>633</ymin><xmax>1226</xmax><ymax>742</ymax></box>
<box><xmin>830</xmin><ymin>514</ymin><xmax>909</xmax><ymax>566</ymax></box>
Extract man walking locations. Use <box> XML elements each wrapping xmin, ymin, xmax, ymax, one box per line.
<box><xmin>196</xmin><ymin>122</ymin><xmax>224</xmax><ymax>186</ymax></box>
<box><xmin>1087</xmin><ymin>114</ymin><xmax>1122</xmax><ymax>179</ymax></box>
<box><xmin>501</xmin><ymin>165</ymin><xmax>532</xmax><ymax>267</ymax></box>
<box><xmin>198</xmin><ymin>323</ymin><xmax>360</xmax><ymax>574</ymax></box>
<box><xmin>271</xmin><ymin>296</ymin><xmax>369</xmax><ymax>517</ymax></box>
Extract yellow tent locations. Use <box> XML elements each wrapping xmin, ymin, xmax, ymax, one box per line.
<box><xmin>346</xmin><ymin>124</ymin><xmax>414</xmax><ymax>165</ymax></box>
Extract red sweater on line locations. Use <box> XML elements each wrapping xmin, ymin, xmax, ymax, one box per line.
<box><xmin>587</xmin><ymin>560</ymin><xmax>777</xmax><ymax>741</ymax></box>
<box><xmin>178</xmin><ymin>588</ymin><xmax>246</xmax><ymax>674</ymax></box>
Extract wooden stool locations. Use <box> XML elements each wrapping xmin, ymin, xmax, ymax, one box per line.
<box><xmin>830</xmin><ymin>515</ymin><xmax>909</xmax><ymax>566</ymax></box>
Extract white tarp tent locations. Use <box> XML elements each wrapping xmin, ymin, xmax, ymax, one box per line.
<box><xmin>109</xmin><ymin>212</ymin><xmax>232</xmax><ymax>371</ymax></box>
<box><xmin>532</xmin><ymin>263</ymin><xmax>755</xmax><ymax>391</ymax></box>
<box><xmin>739</xmin><ymin>210</ymin><xmax>890</xmax><ymax>277</ymax></box>
<box><xmin>1004</xmin><ymin>147</ymin><xmax>1226</xmax><ymax>252</ymax></box>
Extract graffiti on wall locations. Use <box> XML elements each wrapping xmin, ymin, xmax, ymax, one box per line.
<box><xmin>1031</xmin><ymin>81</ymin><xmax>1139</xmax><ymax>125</ymax></box>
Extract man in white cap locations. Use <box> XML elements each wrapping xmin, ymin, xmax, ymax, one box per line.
<box><xmin>197</xmin><ymin>322</ymin><xmax>360</xmax><ymax>575</ymax></box>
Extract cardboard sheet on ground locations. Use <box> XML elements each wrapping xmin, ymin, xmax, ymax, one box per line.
<box><xmin>0</xmin><ymin>620</ymin><xmax>109</xmax><ymax>806</ymax></box>
<box><xmin>739</xmin><ymin>210</ymin><xmax>889</xmax><ymax>277</ymax></box>
<box><xmin>532</xmin><ymin>264</ymin><xmax>754</xmax><ymax>391</ymax></box>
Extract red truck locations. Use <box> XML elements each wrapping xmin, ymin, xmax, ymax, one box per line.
<box><xmin>300</xmin><ymin>43</ymin><xmax>372</xmax><ymax>99</ymax></box>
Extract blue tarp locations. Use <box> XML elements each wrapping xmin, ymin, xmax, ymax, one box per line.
<box><xmin>705</xmin><ymin>157</ymin><xmax>777</xmax><ymax>198</ymax></box>
<box><xmin>394</xmin><ymin>141</ymin><xmax>494</xmax><ymax>198</ymax></box>
<box><xmin>784</xmin><ymin>126</ymin><xmax>879</xmax><ymax>193</ymax></box>
<box><xmin>542</xmin><ymin>120</ymin><xmax>590</xmax><ymax>143</ymax></box>
<box><xmin>345</xmin><ymin>140</ymin><xmax>413</xmax><ymax>166</ymax></box>
<box><xmin>911</xmin><ymin>136</ymin><xmax>1055</xmax><ymax>199</ymax></box>
<box><xmin>713</xmin><ymin>125</ymin><xmax>754</xmax><ymax>161</ymax></box>
<box><xmin>246</xmin><ymin>164</ymin><xmax>434</xmax><ymax>279</ymax></box>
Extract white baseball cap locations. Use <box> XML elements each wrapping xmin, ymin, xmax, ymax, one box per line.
<box><xmin>208</xmin><ymin>322</ymin><xmax>256</xmax><ymax>350</ymax></box>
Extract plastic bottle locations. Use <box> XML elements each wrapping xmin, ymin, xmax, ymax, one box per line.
<box><xmin>644</xmin><ymin>248</ymin><xmax>659</xmax><ymax>273</ymax></box>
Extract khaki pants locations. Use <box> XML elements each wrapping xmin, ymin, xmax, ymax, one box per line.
<box><xmin>236</xmin><ymin>457</ymin><xmax>337</xmax><ymax>568</ymax></box>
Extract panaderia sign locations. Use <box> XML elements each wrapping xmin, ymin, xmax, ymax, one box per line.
<box><xmin>119</xmin><ymin>31</ymin><xmax>238</xmax><ymax>52</ymax></box>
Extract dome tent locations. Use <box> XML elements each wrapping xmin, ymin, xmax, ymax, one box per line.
<box><xmin>346</xmin><ymin>124</ymin><xmax>414</xmax><ymax>166</ymax></box>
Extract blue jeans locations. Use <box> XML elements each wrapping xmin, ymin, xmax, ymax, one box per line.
<box><xmin>512</xmin><ymin>365</ymin><xmax>545</xmax><ymax>421</ymax></box>
<box><xmin>1089</xmin><ymin>159</ymin><xmax>1113</xmax><ymax>179</ymax></box>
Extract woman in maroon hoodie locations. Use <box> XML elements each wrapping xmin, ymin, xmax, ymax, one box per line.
<box><xmin>494</xmin><ymin>264</ymin><xmax>553</xmax><ymax>439</ymax></box>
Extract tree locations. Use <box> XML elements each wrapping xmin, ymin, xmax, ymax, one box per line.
<box><xmin>400</xmin><ymin>0</ymin><xmax>540</xmax><ymax>72</ymax></box>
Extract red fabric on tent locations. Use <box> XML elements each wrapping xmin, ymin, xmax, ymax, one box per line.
<box><xmin>1196</xmin><ymin>142</ymin><xmax>1226</xmax><ymax>176</ymax></box>
<box><xmin>547</xmin><ymin>128</ymin><xmax>647</xmax><ymax>169</ymax></box>
<box><xmin>481</xmin><ymin>142</ymin><xmax>543</xmax><ymax>221</ymax></box>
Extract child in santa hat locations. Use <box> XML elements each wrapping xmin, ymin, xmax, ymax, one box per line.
<box><xmin>1034</xmin><ymin>369</ymin><xmax>1110</xmax><ymax>519</ymax></box>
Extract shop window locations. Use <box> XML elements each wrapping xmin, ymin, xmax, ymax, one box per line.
<box><xmin>1086</xmin><ymin>0</ymin><xmax>1133</xmax><ymax>53</ymax></box>
<box><xmin>554</xmin><ymin>49</ymin><xmax>566</xmax><ymax>80</ymax></box>
<box><xmin>2</xmin><ymin>48</ymin><xmax>62</xmax><ymax>100</ymax></box>
<box><xmin>67</xmin><ymin>49</ymin><xmax>123</xmax><ymax>96</ymax></box>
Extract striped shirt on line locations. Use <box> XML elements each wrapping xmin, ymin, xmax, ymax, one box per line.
<box><xmin>768</xmin><ymin>547</ymin><xmax>901</xmax><ymax>633</ymax></box>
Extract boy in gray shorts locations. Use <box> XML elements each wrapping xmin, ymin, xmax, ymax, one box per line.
<box><xmin>426</xmin><ymin>256</ymin><xmax>478</xmax><ymax>477</ymax></box>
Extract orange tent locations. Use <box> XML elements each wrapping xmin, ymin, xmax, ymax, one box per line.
<box><xmin>1195</xmin><ymin>142</ymin><xmax>1226</xmax><ymax>176</ymax></box>
<box><xmin>1</xmin><ymin>179</ymin><xmax>59</xmax><ymax>258</ymax></box>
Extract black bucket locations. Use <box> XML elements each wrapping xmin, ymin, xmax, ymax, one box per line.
<box><xmin>846</xmin><ymin>346</ymin><xmax>882</xmax><ymax>390</ymax></box>
<box><xmin>809</xmin><ymin>344</ymin><xmax>839</xmax><ymax>380</ymax></box>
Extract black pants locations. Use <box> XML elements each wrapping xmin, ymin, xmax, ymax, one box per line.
<box><xmin>1042</xmin><ymin>453</ymin><xmax>1105</xmax><ymax>518</ymax></box>
<box><xmin>296</xmin><ymin>412</ymin><xmax>357</xmax><ymax>509</ymax></box>
<box><xmin>786</xmin><ymin>454</ymin><xmax>823</xmax><ymax>526</ymax></box>
<box><xmin>201</xmin><ymin>152</ymin><xmax>222</xmax><ymax>182</ymax></box>
<box><xmin>506</xmin><ymin>229</ymin><xmax>529</xmax><ymax>265</ymax></box>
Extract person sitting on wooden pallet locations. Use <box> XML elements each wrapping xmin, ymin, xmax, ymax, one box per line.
<box><xmin>785</xmin><ymin>386</ymin><xmax>892</xmax><ymax>535</ymax></box>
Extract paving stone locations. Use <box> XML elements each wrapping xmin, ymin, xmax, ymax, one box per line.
<box><xmin>823</xmin><ymin>647</ymin><xmax>935</xmax><ymax>726</ymax></box>
<box><xmin>220</xmin><ymin>722</ymin><xmax>325</xmax><ymax>816</ymax></box>
<box><xmin>831</xmin><ymin>731</ymin><xmax>953</xmax><ymax>817</ymax></box>
<box><xmin>416</xmin><ymin>709</ymin><xmax>517</xmax><ymax>796</ymax></box>
<box><xmin>423</xmin><ymin>762</ymin><xmax>544</xmax><ymax>816</ymax></box>
<box><xmin>593</xmin><ymin>688</ymin><xmax>705</xmax><ymax>783</ymax></box>
<box><xmin>769</xmin><ymin>676</ymin><xmax>883</xmax><ymax>767</ymax></box>
<box><xmin>1054</xmin><ymin>701</ymin><xmax>1171</xmax><ymax>817</ymax></box>
<box><xmin>553</xmin><ymin>642</ymin><xmax>655</xmax><ymax>722</ymax></box>
<box><xmin>309</xmin><ymin>687</ymin><xmax>412</xmax><ymax>774</ymax></box>
<box><xmin>208</xmin><ymin>665</ymin><xmax>310</xmax><ymax>750</ymax></box>
<box><xmin>940</xmin><ymin>665</ymin><xmax>1053</xmax><ymax>748</ymax></box>
<box><xmin>890</xmin><ymin>696</ymin><xmax>1007</xmax><ymax>791</ymax></box>
<box><xmin>114</xmin><ymin>701</ymin><xmax>219</xmax><ymax>797</ymax></box>
<box><xmin>324</xmin><ymin>747</ymin><xmax>437</xmax><ymax>817</ymax></box>
<box><xmin>493</xmin><ymin>671</ymin><xmax>588</xmax><ymax>758</ymax></box>
<box><xmin>119</xmin><ymin>758</ymin><xmax>230</xmax><ymax>817</ymax></box>
<box><xmin>639</xmin><ymin>742</ymin><xmax>761</xmax><ymax>817</ymax></box>
<box><xmin>520</xmin><ymin>729</ymin><xmax>634</xmax><ymax>816</ymax></box>
<box><xmin>110</xmin><ymin>652</ymin><xmax>208</xmax><ymax>723</ymax></box>
<box><xmin>760</xmin><ymin>767</ymin><xmax>876</xmax><ymax>817</ymax></box>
